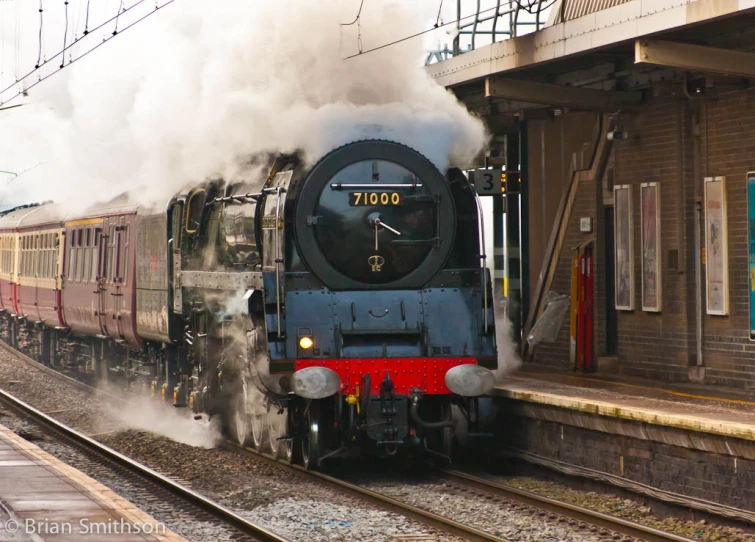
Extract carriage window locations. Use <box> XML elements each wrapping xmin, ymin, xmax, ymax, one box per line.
<box><xmin>83</xmin><ymin>246</ymin><xmax>91</xmax><ymax>282</ymax></box>
<box><xmin>69</xmin><ymin>245</ymin><xmax>77</xmax><ymax>281</ymax></box>
<box><xmin>106</xmin><ymin>226</ymin><xmax>115</xmax><ymax>282</ymax></box>
<box><xmin>92</xmin><ymin>228</ymin><xmax>101</xmax><ymax>282</ymax></box>
<box><xmin>122</xmin><ymin>226</ymin><xmax>129</xmax><ymax>283</ymax></box>
<box><xmin>76</xmin><ymin>245</ymin><xmax>83</xmax><ymax>281</ymax></box>
<box><xmin>31</xmin><ymin>235</ymin><xmax>38</xmax><ymax>277</ymax></box>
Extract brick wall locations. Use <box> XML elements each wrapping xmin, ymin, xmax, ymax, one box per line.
<box><xmin>500</xmin><ymin>413</ymin><xmax>755</xmax><ymax>511</ymax></box>
<box><xmin>526</xmin><ymin>86</ymin><xmax>755</xmax><ymax>388</ymax></box>
<box><xmin>699</xmin><ymin>89</ymin><xmax>755</xmax><ymax>387</ymax></box>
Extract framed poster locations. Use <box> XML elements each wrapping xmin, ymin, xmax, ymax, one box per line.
<box><xmin>641</xmin><ymin>182</ymin><xmax>661</xmax><ymax>312</ymax></box>
<box><xmin>614</xmin><ymin>185</ymin><xmax>634</xmax><ymax>311</ymax></box>
<box><xmin>704</xmin><ymin>176</ymin><xmax>728</xmax><ymax>315</ymax></box>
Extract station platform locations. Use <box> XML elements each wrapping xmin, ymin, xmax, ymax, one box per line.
<box><xmin>494</xmin><ymin>367</ymin><xmax>755</xmax><ymax>442</ymax></box>
<box><xmin>491</xmin><ymin>367</ymin><xmax>755</xmax><ymax>516</ymax></box>
<box><xmin>0</xmin><ymin>423</ymin><xmax>185</xmax><ymax>541</ymax></box>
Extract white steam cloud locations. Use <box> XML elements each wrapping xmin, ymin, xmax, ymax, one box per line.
<box><xmin>0</xmin><ymin>0</ymin><xmax>486</xmax><ymax>212</ymax></box>
<box><xmin>494</xmin><ymin>297</ymin><xmax>522</xmax><ymax>379</ymax></box>
<box><xmin>106</xmin><ymin>395</ymin><xmax>222</xmax><ymax>449</ymax></box>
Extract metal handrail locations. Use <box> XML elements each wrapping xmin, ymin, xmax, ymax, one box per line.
<box><xmin>274</xmin><ymin>186</ymin><xmax>283</xmax><ymax>337</ymax></box>
<box><xmin>470</xmin><ymin>177</ymin><xmax>489</xmax><ymax>334</ymax></box>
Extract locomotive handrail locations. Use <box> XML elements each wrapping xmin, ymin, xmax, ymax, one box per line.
<box><xmin>275</xmin><ymin>185</ymin><xmax>283</xmax><ymax>337</ymax></box>
<box><xmin>329</xmin><ymin>183</ymin><xmax>423</xmax><ymax>189</ymax></box>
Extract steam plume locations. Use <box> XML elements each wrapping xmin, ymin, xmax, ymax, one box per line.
<box><xmin>494</xmin><ymin>298</ymin><xmax>522</xmax><ymax>379</ymax></box>
<box><xmin>0</xmin><ymin>0</ymin><xmax>486</xmax><ymax>212</ymax></box>
<box><xmin>106</xmin><ymin>396</ymin><xmax>222</xmax><ymax>449</ymax></box>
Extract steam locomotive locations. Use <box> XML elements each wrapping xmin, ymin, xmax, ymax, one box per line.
<box><xmin>0</xmin><ymin>140</ymin><xmax>497</xmax><ymax>467</ymax></box>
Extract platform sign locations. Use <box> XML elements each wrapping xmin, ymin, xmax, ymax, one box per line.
<box><xmin>470</xmin><ymin>168</ymin><xmax>503</xmax><ymax>195</ymax></box>
<box><xmin>748</xmin><ymin>173</ymin><xmax>755</xmax><ymax>338</ymax></box>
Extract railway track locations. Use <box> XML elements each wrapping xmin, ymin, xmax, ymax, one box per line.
<box><xmin>0</xmin><ymin>386</ymin><xmax>289</xmax><ymax>542</ymax></box>
<box><xmin>439</xmin><ymin>469</ymin><xmax>696</xmax><ymax>542</ymax></box>
<box><xmin>0</xmin><ymin>340</ymin><xmax>700</xmax><ymax>542</ymax></box>
<box><xmin>234</xmin><ymin>444</ymin><xmax>698</xmax><ymax>542</ymax></box>
<box><xmin>234</xmin><ymin>443</ymin><xmax>502</xmax><ymax>542</ymax></box>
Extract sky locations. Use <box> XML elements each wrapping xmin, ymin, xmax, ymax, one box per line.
<box><xmin>0</xmin><ymin>0</ymin><xmax>551</xmax><ymax>212</ymax></box>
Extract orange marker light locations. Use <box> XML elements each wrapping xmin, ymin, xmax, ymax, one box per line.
<box><xmin>299</xmin><ymin>337</ymin><xmax>314</xmax><ymax>349</ymax></box>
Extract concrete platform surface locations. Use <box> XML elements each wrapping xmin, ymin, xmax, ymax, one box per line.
<box><xmin>0</xmin><ymin>423</ymin><xmax>186</xmax><ymax>541</ymax></box>
<box><xmin>494</xmin><ymin>368</ymin><xmax>755</xmax><ymax>441</ymax></box>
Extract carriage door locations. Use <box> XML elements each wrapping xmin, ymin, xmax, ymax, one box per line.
<box><xmin>111</xmin><ymin>217</ymin><xmax>128</xmax><ymax>341</ymax></box>
<box><xmin>99</xmin><ymin>221</ymin><xmax>115</xmax><ymax>336</ymax></box>
<box><xmin>100</xmin><ymin>218</ymin><xmax>124</xmax><ymax>339</ymax></box>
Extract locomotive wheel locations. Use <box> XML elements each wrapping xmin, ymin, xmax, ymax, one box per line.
<box><xmin>249</xmin><ymin>388</ymin><xmax>266</xmax><ymax>450</ymax></box>
<box><xmin>301</xmin><ymin>400</ymin><xmax>321</xmax><ymax>470</ymax></box>
<box><xmin>230</xmin><ymin>379</ymin><xmax>250</xmax><ymax>446</ymax></box>
<box><xmin>267</xmin><ymin>405</ymin><xmax>291</xmax><ymax>459</ymax></box>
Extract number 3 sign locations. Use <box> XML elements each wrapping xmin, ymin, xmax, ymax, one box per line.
<box><xmin>471</xmin><ymin>168</ymin><xmax>503</xmax><ymax>195</ymax></box>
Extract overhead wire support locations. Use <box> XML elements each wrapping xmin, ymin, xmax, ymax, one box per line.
<box><xmin>36</xmin><ymin>1</ymin><xmax>43</xmax><ymax>68</ymax></box>
<box><xmin>346</xmin><ymin>3</ymin><xmax>511</xmax><ymax>60</ymax></box>
<box><xmin>61</xmin><ymin>0</ymin><xmax>69</xmax><ymax>68</ymax></box>
<box><xmin>84</xmin><ymin>0</ymin><xmax>91</xmax><ymax>34</ymax></box>
<box><xmin>114</xmin><ymin>0</ymin><xmax>124</xmax><ymax>35</ymax></box>
<box><xmin>340</xmin><ymin>0</ymin><xmax>365</xmax><ymax>54</ymax></box>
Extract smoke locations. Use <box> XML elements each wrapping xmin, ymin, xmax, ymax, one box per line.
<box><xmin>494</xmin><ymin>297</ymin><xmax>522</xmax><ymax>380</ymax></box>
<box><xmin>0</xmin><ymin>0</ymin><xmax>486</xmax><ymax>213</ymax></box>
<box><xmin>105</xmin><ymin>395</ymin><xmax>222</xmax><ymax>449</ymax></box>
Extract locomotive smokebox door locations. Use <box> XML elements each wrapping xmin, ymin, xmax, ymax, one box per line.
<box><xmin>294</xmin><ymin>140</ymin><xmax>457</xmax><ymax>290</ymax></box>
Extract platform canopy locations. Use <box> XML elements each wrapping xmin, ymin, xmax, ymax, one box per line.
<box><xmin>427</xmin><ymin>0</ymin><xmax>755</xmax><ymax>115</ymax></box>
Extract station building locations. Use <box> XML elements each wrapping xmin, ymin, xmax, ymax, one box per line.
<box><xmin>431</xmin><ymin>0</ymin><xmax>755</xmax><ymax>390</ymax></box>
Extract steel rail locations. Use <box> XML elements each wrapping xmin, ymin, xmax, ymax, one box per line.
<box><xmin>0</xmin><ymin>339</ymin><xmax>701</xmax><ymax>542</ymax></box>
<box><xmin>0</xmin><ymin>340</ymin><xmax>500</xmax><ymax>540</ymax></box>
<box><xmin>441</xmin><ymin>469</ymin><xmax>697</xmax><ymax>542</ymax></box>
<box><xmin>234</xmin><ymin>444</ymin><xmax>506</xmax><ymax>542</ymax></box>
<box><xmin>0</xmin><ymin>387</ymin><xmax>289</xmax><ymax>542</ymax></box>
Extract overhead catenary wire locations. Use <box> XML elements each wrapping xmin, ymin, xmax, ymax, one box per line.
<box><xmin>340</xmin><ymin>0</ymin><xmax>364</xmax><ymax>26</ymax></box>
<box><xmin>346</xmin><ymin>3</ymin><xmax>505</xmax><ymax>60</ymax></box>
<box><xmin>0</xmin><ymin>0</ymin><xmax>158</xmax><ymax>101</ymax></box>
<box><xmin>0</xmin><ymin>0</ymin><xmax>176</xmax><ymax>107</ymax></box>
<box><xmin>346</xmin><ymin>0</ymin><xmax>553</xmax><ymax>60</ymax></box>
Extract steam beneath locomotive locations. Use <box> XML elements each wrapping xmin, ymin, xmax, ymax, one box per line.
<box><xmin>0</xmin><ymin>0</ymin><xmax>486</xmax><ymax>212</ymax></box>
<box><xmin>106</xmin><ymin>396</ymin><xmax>222</xmax><ymax>449</ymax></box>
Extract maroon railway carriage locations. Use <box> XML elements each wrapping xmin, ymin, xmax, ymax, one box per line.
<box><xmin>0</xmin><ymin>200</ymin><xmax>154</xmax><ymax>364</ymax></box>
<box><xmin>60</xmin><ymin>203</ymin><xmax>142</xmax><ymax>350</ymax></box>
<box><xmin>0</xmin><ymin>205</ymin><xmax>65</xmax><ymax>349</ymax></box>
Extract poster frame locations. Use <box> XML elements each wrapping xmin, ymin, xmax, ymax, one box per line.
<box><xmin>640</xmin><ymin>182</ymin><xmax>662</xmax><ymax>312</ymax></box>
<box><xmin>704</xmin><ymin>176</ymin><xmax>729</xmax><ymax>316</ymax></box>
<box><xmin>614</xmin><ymin>184</ymin><xmax>634</xmax><ymax>311</ymax></box>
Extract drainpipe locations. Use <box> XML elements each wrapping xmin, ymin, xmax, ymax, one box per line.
<box><xmin>686</xmin><ymin>81</ymin><xmax>705</xmax><ymax>377</ymax></box>
<box><xmin>694</xmin><ymin>198</ymin><xmax>703</xmax><ymax>369</ymax></box>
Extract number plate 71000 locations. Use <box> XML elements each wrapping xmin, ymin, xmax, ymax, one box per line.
<box><xmin>349</xmin><ymin>192</ymin><xmax>403</xmax><ymax>206</ymax></box>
